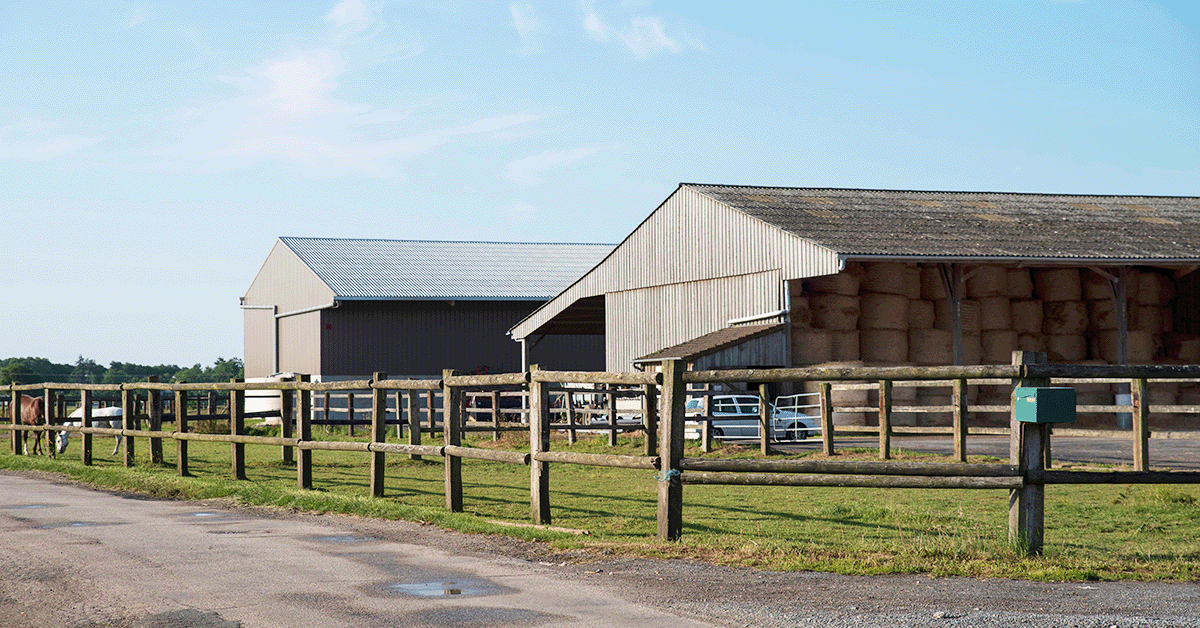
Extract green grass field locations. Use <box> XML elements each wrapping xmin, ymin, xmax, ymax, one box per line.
<box><xmin>3</xmin><ymin>428</ymin><xmax>1198</xmax><ymax>582</ymax></box>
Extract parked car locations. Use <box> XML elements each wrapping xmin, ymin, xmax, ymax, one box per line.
<box><xmin>684</xmin><ymin>394</ymin><xmax>820</xmax><ymax>441</ymax></box>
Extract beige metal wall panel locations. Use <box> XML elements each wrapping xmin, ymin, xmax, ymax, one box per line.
<box><xmin>512</xmin><ymin>185</ymin><xmax>842</xmax><ymax>339</ymax></box>
<box><xmin>278</xmin><ymin>311</ymin><xmax>322</xmax><ymax>375</ymax></box>
<box><xmin>242</xmin><ymin>240</ymin><xmax>335</xmax><ymax>312</ymax></box>
<box><xmin>243</xmin><ymin>308</ymin><xmax>276</xmax><ymax>378</ymax></box>
<box><xmin>605</xmin><ymin>270</ymin><xmax>782</xmax><ymax>371</ymax></box>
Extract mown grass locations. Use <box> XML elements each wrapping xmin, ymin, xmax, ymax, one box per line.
<box><xmin>3</xmin><ymin>429</ymin><xmax>1198</xmax><ymax>582</ymax></box>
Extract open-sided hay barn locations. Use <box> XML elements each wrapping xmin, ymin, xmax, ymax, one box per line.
<box><xmin>509</xmin><ymin>184</ymin><xmax>1200</xmax><ymax>388</ymax></box>
<box><xmin>242</xmin><ymin>237</ymin><xmax>612</xmax><ymax>380</ymax></box>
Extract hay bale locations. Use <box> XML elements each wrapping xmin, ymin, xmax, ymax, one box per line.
<box><xmin>860</xmin><ymin>329</ymin><xmax>907</xmax><ymax>364</ymax></box>
<box><xmin>977</xmin><ymin>296</ymin><xmax>1012</xmax><ymax>330</ymax></box>
<box><xmin>1006</xmin><ymin>268</ymin><xmax>1034</xmax><ymax>299</ymax></box>
<box><xmin>1042</xmin><ymin>301</ymin><xmax>1088</xmax><ymax>335</ymax></box>
<box><xmin>1137</xmin><ymin>271</ymin><xmax>1175</xmax><ymax>306</ymax></box>
<box><xmin>980</xmin><ymin>330</ymin><xmax>1019</xmax><ymax>364</ymax></box>
<box><xmin>805</xmin><ymin>269</ymin><xmax>861</xmax><ymax>296</ymax></box>
<box><xmin>1087</xmin><ymin>298</ymin><xmax>1120</xmax><ymax>331</ymax></box>
<box><xmin>860</xmin><ymin>293</ymin><xmax>909</xmax><ymax>330</ymax></box>
<box><xmin>920</xmin><ymin>265</ymin><xmax>947</xmax><ymax>300</ymax></box>
<box><xmin>1082</xmin><ymin>270</ymin><xmax>1113</xmax><ymax>301</ymax></box>
<box><xmin>1034</xmin><ymin>268</ymin><xmax>1082</xmax><ymax>302</ymax></box>
<box><xmin>811</xmin><ymin>294</ymin><xmax>860</xmax><ymax>330</ymax></box>
<box><xmin>861</xmin><ymin>262</ymin><xmax>910</xmax><ymax>296</ymax></box>
<box><xmin>790</xmin><ymin>295</ymin><xmax>813</xmax><ymax>328</ymax></box>
<box><xmin>830</xmin><ymin>330</ymin><xmax>861</xmax><ymax>361</ymax></box>
<box><xmin>908</xmin><ymin>299</ymin><xmax>935</xmax><ymax>329</ymax></box>
<box><xmin>1046</xmin><ymin>334</ymin><xmax>1087</xmax><ymax>362</ymax></box>
<box><xmin>966</xmin><ymin>265</ymin><xmax>1007</xmax><ymax>298</ymax></box>
<box><xmin>933</xmin><ymin>299</ymin><xmax>981</xmax><ymax>335</ymax></box>
<box><xmin>905</xmin><ymin>265</ymin><xmax>922</xmax><ymax>300</ymax></box>
<box><xmin>1166</xmin><ymin>334</ymin><xmax>1200</xmax><ymax>363</ymax></box>
<box><xmin>1133</xmin><ymin>305</ymin><xmax>1169</xmax><ymax>333</ymax></box>
<box><xmin>908</xmin><ymin>329</ymin><xmax>953</xmax><ymax>365</ymax></box>
<box><xmin>963</xmin><ymin>335</ymin><xmax>983</xmax><ymax>365</ymax></box>
<box><xmin>1011</xmin><ymin>299</ymin><xmax>1043</xmax><ymax>334</ymax></box>
<box><xmin>792</xmin><ymin>329</ymin><xmax>833</xmax><ymax>365</ymax></box>
<box><xmin>1095</xmin><ymin>330</ymin><xmax>1157</xmax><ymax>363</ymax></box>
<box><xmin>1018</xmin><ymin>333</ymin><xmax>1047</xmax><ymax>353</ymax></box>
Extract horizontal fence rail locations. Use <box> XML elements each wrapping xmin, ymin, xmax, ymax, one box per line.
<box><xmin>3</xmin><ymin>352</ymin><xmax>1199</xmax><ymax>556</ymax></box>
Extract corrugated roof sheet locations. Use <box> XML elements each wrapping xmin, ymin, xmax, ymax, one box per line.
<box><xmin>634</xmin><ymin>323</ymin><xmax>786</xmax><ymax>363</ymax></box>
<box><xmin>685</xmin><ymin>184</ymin><xmax>1200</xmax><ymax>260</ymax></box>
<box><xmin>280</xmin><ymin>237</ymin><xmax>614</xmax><ymax>300</ymax></box>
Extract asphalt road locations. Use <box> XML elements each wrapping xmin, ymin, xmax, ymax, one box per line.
<box><xmin>4</xmin><ymin>471</ymin><xmax>1200</xmax><ymax>628</ymax></box>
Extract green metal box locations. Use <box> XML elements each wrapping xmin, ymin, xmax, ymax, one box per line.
<box><xmin>1014</xmin><ymin>387</ymin><xmax>1077</xmax><ymax>424</ymax></box>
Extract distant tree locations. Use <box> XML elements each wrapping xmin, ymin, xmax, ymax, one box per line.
<box><xmin>100</xmin><ymin>361</ymin><xmax>181</xmax><ymax>385</ymax></box>
<box><xmin>0</xmin><ymin>357</ymin><xmax>72</xmax><ymax>385</ymax></box>
<box><xmin>72</xmin><ymin>356</ymin><xmax>104</xmax><ymax>384</ymax></box>
<box><xmin>171</xmin><ymin>357</ymin><xmax>244</xmax><ymax>383</ymax></box>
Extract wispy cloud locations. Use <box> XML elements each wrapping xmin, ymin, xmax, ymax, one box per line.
<box><xmin>0</xmin><ymin>117</ymin><xmax>103</xmax><ymax>161</ymax></box>
<box><xmin>582</xmin><ymin>2</ymin><xmax>684</xmax><ymax>58</ymax></box>
<box><xmin>510</xmin><ymin>3</ymin><xmax>540</xmax><ymax>56</ymax></box>
<box><xmin>507</xmin><ymin>146</ymin><xmax>600</xmax><ymax>185</ymax></box>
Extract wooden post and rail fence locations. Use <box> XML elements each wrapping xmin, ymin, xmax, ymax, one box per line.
<box><xmin>4</xmin><ymin>351</ymin><xmax>1200</xmax><ymax>555</ymax></box>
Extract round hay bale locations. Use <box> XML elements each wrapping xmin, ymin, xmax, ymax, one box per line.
<box><xmin>1087</xmin><ymin>298</ymin><xmax>1120</xmax><ymax>331</ymax></box>
<box><xmin>860</xmin><ymin>293</ymin><xmax>909</xmax><ymax>330</ymax></box>
<box><xmin>977</xmin><ymin>296</ymin><xmax>1012</xmax><ymax>330</ymax></box>
<box><xmin>1011</xmin><ymin>299</ymin><xmax>1043</xmax><ymax>334</ymax></box>
<box><xmin>963</xmin><ymin>335</ymin><xmax>983</xmax><ymax>365</ymax></box>
<box><xmin>966</xmin><ymin>265</ymin><xmax>1007</xmax><ymax>298</ymax></box>
<box><xmin>1137</xmin><ymin>271</ymin><xmax>1175</xmax><ymax>306</ymax></box>
<box><xmin>805</xmin><ymin>271</ymin><xmax>860</xmax><ymax>296</ymax></box>
<box><xmin>934</xmin><ymin>300</ymin><xmax>981</xmax><ymax>335</ymax></box>
<box><xmin>980</xmin><ymin>330</ymin><xmax>1018</xmax><ymax>364</ymax></box>
<box><xmin>1043</xmin><ymin>301</ymin><xmax>1088</xmax><ymax>335</ymax></box>
<box><xmin>1046</xmin><ymin>334</ymin><xmax>1087</xmax><ymax>362</ymax></box>
<box><xmin>1034</xmin><ymin>268</ymin><xmax>1082</xmax><ymax>302</ymax></box>
<box><xmin>1006</xmin><ymin>268</ymin><xmax>1034</xmax><ymax>299</ymax></box>
<box><xmin>1095</xmin><ymin>330</ymin><xmax>1157</xmax><ymax>363</ymax></box>
<box><xmin>904</xmin><ymin>265</ymin><xmax>922</xmax><ymax>300</ymax></box>
<box><xmin>908</xmin><ymin>328</ymin><xmax>953</xmax><ymax>365</ymax></box>
<box><xmin>907</xmin><ymin>299</ymin><xmax>935</xmax><ymax>329</ymax></box>
<box><xmin>830</xmin><ymin>330</ymin><xmax>861</xmax><ymax>361</ymax></box>
<box><xmin>1133</xmin><ymin>305</ymin><xmax>1169</xmax><ymax>333</ymax></box>
<box><xmin>860</xmin><ymin>329</ymin><xmax>907</xmax><ymax>364</ymax></box>
<box><xmin>1017</xmin><ymin>333</ymin><xmax>1047</xmax><ymax>353</ymax></box>
<box><xmin>811</xmin><ymin>294</ymin><xmax>860</xmax><ymax>330</ymax></box>
<box><xmin>1082</xmin><ymin>270</ymin><xmax>1113</xmax><ymax>301</ymax></box>
<box><xmin>861</xmin><ymin>262</ymin><xmax>910</xmax><ymax>295</ymax></box>
<box><xmin>920</xmin><ymin>265</ymin><xmax>947</xmax><ymax>300</ymax></box>
<box><xmin>792</xmin><ymin>329</ymin><xmax>833</xmax><ymax>365</ymax></box>
<box><xmin>790</xmin><ymin>295</ymin><xmax>814</xmax><ymax>328</ymax></box>
<box><xmin>1166</xmin><ymin>334</ymin><xmax>1200</xmax><ymax>363</ymax></box>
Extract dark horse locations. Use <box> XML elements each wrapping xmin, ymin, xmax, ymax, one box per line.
<box><xmin>16</xmin><ymin>395</ymin><xmax>46</xmax><ymax>455</ymax></box>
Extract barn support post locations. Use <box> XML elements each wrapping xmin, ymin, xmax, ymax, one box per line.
<box><xmin>657</xmin><ymin>358</ymin><xmax>686</xmax><ymax>541</ymax></box>
<box><xmin>80</xmin><ymin>388</ymin><xmax>93</xmax><ymax>466</ymax></box>
<box><xmin>370</xmin><ymin>372</ymin><xmax>387</xmax><ymax>498</ymax></box>
<box><xmin>529</xmin><ymin>366</ymin><xmax>551</xmax><ymax>525</ymax></box>
<box><xmin>952</xmin><ymin>378</ymin><xmax>968</xmax><ymax>463</ymax></box>
<box><xmin>280</xmin><ymin>378</ymin><xmax>294</xmax><ymax>464</ymax></box>
<box><xmin>147</xmin><ymin>376</ymin><xmax>163</xmax><ymax>465</ymax></box>
<box><xmin>174</xmin><ymin>386</ymin><xmax>188</xmax><ymax>476</ymax></box>
<box><xmin>406</xmin><ymin>390</ymin><xmax>422</xmax><ymax>460</ymax></box>
<box><xmin>442</xmin><ymin>369</ymin><xmax>463</xmax><ymax>513</ymax></box>
<box><xmin>230</xmin><ymin>379</ymin><xmax>246</xmax><ymax>481</ymax></box>
<box><xmin>122</xmin><ymin>385</ymin><xmax>135</xmax><ymax>467</ymax></box>
<box><xmin>819</xmin><ymin>382</ymin><xmax>834</xmax><ymax>456</ymax></box>
<box><xmin>1009</xmin><ymin>351</ymin><xmax>1049</xmax><ymax>555</ymax></box>
<box><xmin>297</xmin><ymin>375</ymin><xmax>313</xmax><ymax>490</ymax></box>
<box><xmin>642</xmin><ymin>383</ymin><xmax>658</xmax><ymax>458</ymax></box>
<box><xmin>1132</xmin><ymin>378</ymin><xmax>1150</xmax><ymax>471</ymax></box>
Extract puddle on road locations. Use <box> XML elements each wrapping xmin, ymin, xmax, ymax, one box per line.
<box><xmin>3</xmin><ymin>504</ymin><xmax>49</xmax><ymax>510</ymax></box>
<box><xmin>315</xmin><ymin>535</ymin><xmax>375</xmax><ymax>544</ymax></box>
<box><xmin>36</xmin><ymin>521</ymin><xmax>108</xmax><ymax>529</ymax></box>
<box><xmin>388</xmin><ymin>581</ymin><xmax>485</xmax><ymax>597</ymax></box>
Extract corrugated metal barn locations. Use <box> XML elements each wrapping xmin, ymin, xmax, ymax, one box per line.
<box><xmin>510</xmin><ymin>184</ymin><xmax>1200</xmax><ymax>380</ymax></box>
<box><xmin>242</xmin><ymin>237</ymin><xmax>612</xmax><ymax>380</ymax></box>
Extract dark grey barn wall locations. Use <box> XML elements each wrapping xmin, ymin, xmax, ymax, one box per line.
<box><xmin>319</xmin><ymin>301</ymin><xmax>603</xmax><ymax>377</ymax></box>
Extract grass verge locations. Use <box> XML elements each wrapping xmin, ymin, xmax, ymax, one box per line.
<box><xmin>2</xmin><ymin>431</ymin><xmax>1198</xmax><ymax>582</ymax></box>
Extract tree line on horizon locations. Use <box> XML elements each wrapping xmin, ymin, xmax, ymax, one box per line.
<box><xmin>0</xmin><ymin>356</ymin><xmax>244</xmax><ymax>386</ymax></box>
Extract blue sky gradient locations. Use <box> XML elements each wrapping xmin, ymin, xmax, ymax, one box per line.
<box><xmin>2</xmin><ymin>0</ymin><xmax>1197</xmax><ymax>367</ymax></box>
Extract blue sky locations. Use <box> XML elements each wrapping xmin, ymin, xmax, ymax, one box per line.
<box><xmin>2</xmin><ymin>0</ymin><xmax>1197</xmax><ymax>368</ymax></box>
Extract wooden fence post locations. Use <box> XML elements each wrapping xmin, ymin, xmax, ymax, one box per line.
<box><xmin>147</xmin><ymin>376</ymin><xmax>163</xmax><ymax>465</ymax></box>
<box><xmin>443</xmin><ymin>370</ymin><xmax>463</xmax><ymax>513</ymax></box>
<box><xmin>1009</xmin><ymin>351</ymin><xmax>1049</xmax><ymax>555</ymax></box>
<box><xmin>657</xmin><ymin>358</ymin><xmax>686</xmax><ymax>541</ymax></box>
<box><xmin>280</xmin><ymin>378</ymin><xmax>294</xmax><ymax>464</ymax></box>
<box><xmin>607</xmin><ymin>389</ymin><xmax>618</xmax><ymax>447</ymax></box>
<box><xmin>230</xmin><ymin>379</ymin><xmax>246</xmax><ymax>481</ymax></box>
<box><xmin>80</xmin><ymin>389</ymin><xmax>93</xmax><ymax>465</ymax></box>
<box><xmin>175</xmin><ymin>386</ymin><xmax>188</xmax><ymax>476</ymax></box>
<box><xmin>820</xmin><ymin>382</ymin><xmax>834</xmax><ymax>456</ymax></box>
<box><xmin>44</xmin><ymin>387</ymin><xmax>56</xmax><ymax>458</ymax></box>
<box><xmin>1132</xmin><ymin>377</ymin><xmax>1150</xmax><ymax>472</ymax></box>
<box><xmin>9</xmin><ymin>385</ymin><xmax>19</xmax><ymax>455</ymax></box>
<box><xmin>370</xmin><ymin>372</ymin><xmax>387</xmax><ymax>498</ymax></box>
<box><xmin>425</xmin><ymin>390</ymin><xmax>436</xmax><ymax>439</ymax></box>
<box><xmin>529</xmin><ymin>366</ymin><xmax>551</xmax><ymax>524</ymax></box>
<box><xmin>952</xmin><ymin>378</ymin><xmax>968</xmax><ymax>463</ymax></box>
<box><xmin>565</xmin><ymin>391</ymin><xmax>577</xmax><ymax>444</ymax></box>
<box><xmin>347</xmin><ymin>392</ymin><xmax>355</xmax><ymax>437</ymax></box>
<box><xmin>406</xmin><ymin>390</ymin><xmax>422</xmax><ymax>460</ymax></box>
<box><xmin>491</xmin><ymin>390</ymin><xmax>501</xmax><ymax>441</ymax></box>
<box><xmin>122</xmin><ymin>385</ymin><xmax>135</xmax><ymax>467</ymax></box>
<box><xmin>297</xmin><ymin>375</ymin><xmax>313</xmax><ymax>490</ymax></box>
<box><xmin>642</xmin><ymin>382</ymin><xmax>658</xmax><ymax>457</ymax></box>
<box><xmin>759</xmin><ymin>383</ymin><xmax>771</xmax><ymax>456</ymax></box>
<box><xmin>878</xmin><ymin>380</ymin><xmax>892</xmax><ymax>460</ymax></box>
